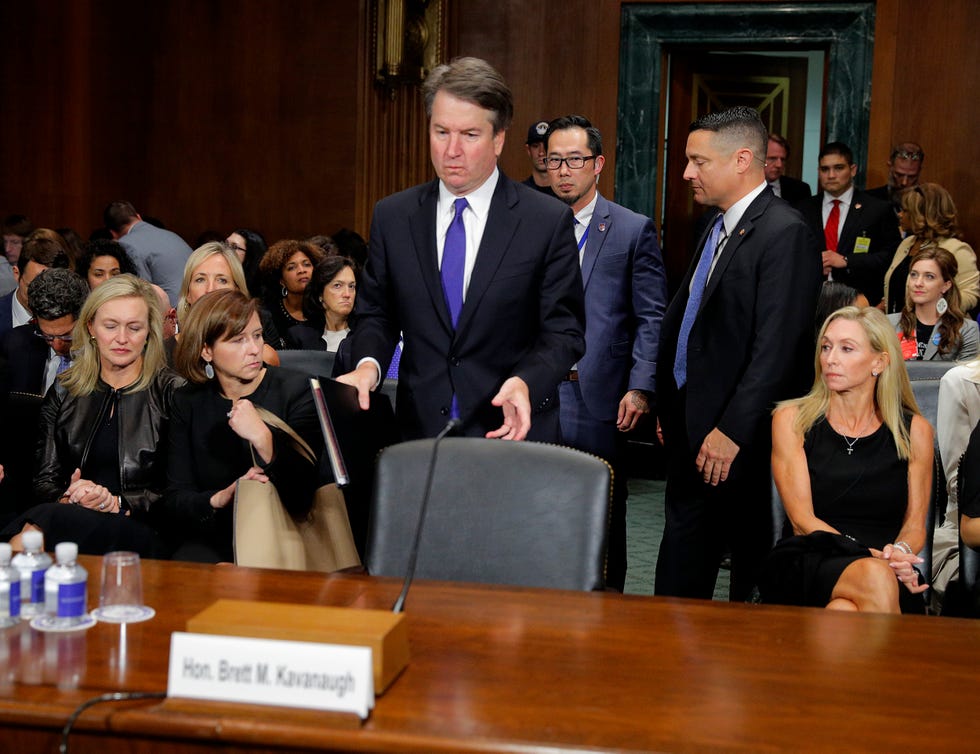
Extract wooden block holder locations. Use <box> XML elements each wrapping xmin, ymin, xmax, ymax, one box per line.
<box><xmin>187</xmin><ymin>599</ymin><xmax>409</xmax><ymax>694</ymax></box>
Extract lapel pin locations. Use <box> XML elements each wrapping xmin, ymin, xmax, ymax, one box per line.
<box><xmin>738</xmin><ymin>228</ymin><xmax>745</xmax><ymax>236</ymax></box>
<box><xmin>598</xmin><ymin>223</ymin><xmax>606</xmax><ymax>232</ymax></box>
<box><xmin>854</xmin><ymin>203</ymin><xmax>862</xmax><ymax>209</ymax></box>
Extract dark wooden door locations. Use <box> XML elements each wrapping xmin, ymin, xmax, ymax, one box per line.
<box><xmin>661</xmin><ymin>52</ymin><xmax>814</xmax><ymax>294</ymax></box>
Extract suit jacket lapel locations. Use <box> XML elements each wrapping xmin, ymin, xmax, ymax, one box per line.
<box><xmin>700</xmin><ymin>192</ymin><xmax>770</xmax><ymax>307</ymax></box>
<box><xmin>454</xmin><ymin>176</ymin><xmax>520</xmax><ymax>336</ymax></box>
<box><xmin>839</xmin><ymin>196</ymin><xmax>865</xmax><ymax>254</ymax></box>
<box><xmin>408</xmin><ymin>180</ymin><xmax>454</xmax><ymax>333</ymax></box>
<box><xmin>581</xmin><ymin>194</ymin><xmax>609</xmax><ymax>290</ymax></box>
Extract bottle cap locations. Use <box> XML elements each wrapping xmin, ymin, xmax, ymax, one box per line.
<box><xmin>55</xmin><ymin>542</ymin><xmax>79</xmax><ymax>564</ymax></box>
<box><xmin>21</xmin><ymin>529</ymin><xmax>43</xmax><ymax>551</ymax></box>
<box><xmin>0</xmin><ymin>543</ymin><xmax>10</xmax><ymax>564</ymax></box>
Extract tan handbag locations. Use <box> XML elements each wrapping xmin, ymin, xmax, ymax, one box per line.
<box><xmin>233</xmin><ymin>407</ymin><xmax>361</xmax><ymax>572</ymax></box>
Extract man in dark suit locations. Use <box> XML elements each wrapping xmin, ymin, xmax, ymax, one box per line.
<box><xmin>764</xmin><ymin>133</ymin><xmax>811</xmax><ymax>204</ymax></box>
<box><xmin>0</xmin><ymin>268</ymin><xmax>89</xmax><ymax>520</ymax></box>
<box><xmin>341</xmin><ymin>58</ymin><xmax>585</xmax><ymax>442</ymax></box>
<box><xmin>867</xmin><ymin>142</ymin><xmax>924</xmax><ymax>208</ymax></box>
<box><xmin>796</xmin><ymin>142</ymin><xmax>901</xmax><ymax>305</ymax></box>
<box><xmin>545</xmin><ymin>115</ymin><xmax>667</xmax><ymax>591</ymax></box>
<box><xmin>655</xmin><ymin>106</ymin><xmax>821</xmax><ymax>601</ymax></box>
<box><xmin>0</xmin><ymin>231</ymin><xmax>73</xmax><ymax>337</ymax></box>
<box><xmin>0</xmin><ymin>268</ymin><xmax>88</xmax><ymax>399</ymax></box>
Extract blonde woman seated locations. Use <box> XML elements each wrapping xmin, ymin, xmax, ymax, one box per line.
<box><xmin>886</xmin><ymin>247</ymin><xmax>979</xmax><ymax>362</ymax></box>
<box><xmin>762</xmin><ymin>307</ymin><xmax>932</xmax><ymax>613</ymax></box>
<box><xmin>0</xmin><ymin>275</ymin><xmax>182</xmax><ymax>556</ymax></box>
<box><xmin>169</xmin><ymin>242</ymin><xmax>280</xmax><ymax>366</ymax></box>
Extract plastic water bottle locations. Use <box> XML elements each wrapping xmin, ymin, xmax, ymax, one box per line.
<box><xmin>44</xmin><ymin>542</ymin><xmax>88</xmax><ymax>628</ymax></box>
<box><xmin>11</xmin><ymin>530</ymin><xmax>52</xmax><ymax>618</ymax></box>
<box><xmin>0</xmin><ymin>543</ymin><xmax>20</xmax><ymax>627</ymax></box>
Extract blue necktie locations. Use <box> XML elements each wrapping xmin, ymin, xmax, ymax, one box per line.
<box><xmin>56</xmin><ymin>355</ymin><xmax>71</xmax><ymax>375</ymax></box>
<box><xmin>673</xmin><ymin>214</ymin><xmax>725</xmax><ymax>388</ymax></box>
<box><xmin>441</xmin><ymin>198</ymin><xmax>469</xmax><ymax>328</ymax></box>
<box><xmin>575</xmin><ymin>219</ymin><xmax>590</xmax><ymax>253</ymax></box>
<box><xmin>386</xmin><ymin>341</ymin><xmax>401</xmax><ymax>380</ymax></box>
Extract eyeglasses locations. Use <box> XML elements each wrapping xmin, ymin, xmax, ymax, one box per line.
<box><xmin>34</xmin><ymin>328</ymin><xmax>73</xmax><ymax>343</ymax></box>
<box><xmin>228</xmin><ymin>243</ymin><xmax>247</xmax><ymax>254</ymax></box>
<box><xmin>893</xmin><ymin>150</ymin><xmax>923</xmax><ymax>161</ymax></box>
<box><xmin>546</xmin><ymin>155</ymin><xmax>597</xmax><ymax>171</ymax></box>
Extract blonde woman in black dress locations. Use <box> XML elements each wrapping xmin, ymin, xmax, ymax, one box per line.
<box><xmin>763</xmin><ymin>307</ymin><xmax>932</xmax><ymax>613</ymax></box>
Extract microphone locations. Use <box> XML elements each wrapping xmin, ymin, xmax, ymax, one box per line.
<box><xmin>391</xmin><ymin>418</ymin><xmax>462</xmax><ymax>613</ymax></box>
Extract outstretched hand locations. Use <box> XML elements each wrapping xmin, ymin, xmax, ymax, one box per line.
<box><xmin>486</xmin><ymin>376</ymin><xmax>531</xmax><ymax>441</ymax></box>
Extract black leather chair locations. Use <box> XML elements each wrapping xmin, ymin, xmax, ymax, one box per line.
<box><xmin>275</xmin><ymin>349</ymin><xmax>337</xmax><ymax>379</ymax></box>
<box><xmin>366</xmin><ymin>438</ymin><xmax>611</xmax><ymax>591</ymax></box>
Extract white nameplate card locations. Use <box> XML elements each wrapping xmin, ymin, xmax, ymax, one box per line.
<box><xmin>168</xmin><ymin>632</ymin><xmax>374</xmax><ymax>718</ymax></box>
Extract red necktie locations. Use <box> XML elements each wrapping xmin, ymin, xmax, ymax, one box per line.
<box><xmin>824</xmin><ymin>199</ymin><xmax>841</xmax><ymax>252</ymax></box>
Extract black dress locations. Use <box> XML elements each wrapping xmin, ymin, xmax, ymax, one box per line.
<box><xmin>163</xmin><ymin>366</ymin><xmax>322</xmax><ymax>563</ymax></box>
<box><xmin>763</xmin><ymin>414</ymin><xmax>913</xmax><ymax>608</ymax></box>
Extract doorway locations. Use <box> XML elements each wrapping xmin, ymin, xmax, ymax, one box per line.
<box><xmin>661</xmin><ymin>51</ymin><xmax>815</xmax><ymax>289</ymax></box>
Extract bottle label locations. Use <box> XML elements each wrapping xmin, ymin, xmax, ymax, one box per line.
<box><xmin>30</xmin><ymin>570</ymin><xmax>45</xmax><ymax>603</ymax></box>
<box><xmin>1</xmin><ymin>582</ymin><xmax>19</xmax><ymax>618</ymax></box>
<box><xmin>58</xmin><ymin>581</ymin><xmax>87</xmax><ymax>618</ymax></box>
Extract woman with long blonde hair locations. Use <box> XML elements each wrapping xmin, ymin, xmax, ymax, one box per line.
<box><xmin>762</xmin><ymin>307</ymin><xmax>933</xmax><ymax>613</ymax></box>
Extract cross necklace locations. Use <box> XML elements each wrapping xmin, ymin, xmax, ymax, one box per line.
<box><xmin>838</xmin><ymin>412</ymin><xmax>877</xmax><ymax>455</ymax></box>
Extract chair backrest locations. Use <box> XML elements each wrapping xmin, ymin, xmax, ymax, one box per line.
<box><xmin>366</xmin><ymin>438</ymin><xmax>611</xmax><ymax>591</ymax></box>
<box><xmin>907</xmin><ymin>362</ymin><xmax>956</xmax><ymax>529</ymax></box>
<box><xmin>276</xmin><ymin>349</ymin><xmax>336</xmax><ymax>379</ymax></box>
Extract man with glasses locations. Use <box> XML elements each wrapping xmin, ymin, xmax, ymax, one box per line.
<box><xmin>0</xmin><ymin>268</ymin><xmax>89</xmax><ymax>399</ymax></box>
<box><xmin>867</xmin><ymin>142</ymin><xmax>924</xmax><ymax>210</ymax></box>
<box><xmin>340</xmin><ymin>57</ymin><xmax>584</xmax><ymax>442</ymax></box>
<box><xmin>545</xmin><ymin>114</ymin><xmax>666</xmax><ymax>591</ymax></box>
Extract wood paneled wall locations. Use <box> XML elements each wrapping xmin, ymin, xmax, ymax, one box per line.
<box><xmin>1</xmin><ymin>0</ymin><xmax>977</xmax><ymax>248</ymax></box>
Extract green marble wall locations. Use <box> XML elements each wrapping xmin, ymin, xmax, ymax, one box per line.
<box><xmin>617</xmin><ymin>2</ymin><xmax>876</xmax><ymax>216</ymax></box>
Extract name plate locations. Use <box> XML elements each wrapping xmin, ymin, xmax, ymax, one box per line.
<box><xmin>168</xmin><ymin>632</ymin><xmax>374</xmax><ymax>718</ymax></box>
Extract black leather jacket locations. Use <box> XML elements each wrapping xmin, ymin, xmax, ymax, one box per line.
<box><xmin>33</xmin><ymin>368</ymin><xmax>185</xmax><ymax>517</ymax></box>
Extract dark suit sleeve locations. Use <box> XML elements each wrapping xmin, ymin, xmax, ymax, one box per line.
<box><xmin>164</xmin><ymin>389</ymin><xmax>220</xmax><ymax>534</ymax></box>
<box><xmin>628</xmin><ymin>217</ymin><xmax>667</xmax><ymax>395</ymax></box>
<box><xmin>348</xmin><ymin>201</ymin><xmax>401</xmax><ymax>375</ymax></box>
<box><xmin>843</xmin><ymin>200</ymin><xmax>901</xmax><ymax>274</ymax></box>
<box><xmin>511</xmin><ymin>207</ymin><xmax>585</xmax><ymax>407</ymax></box>
<box><xmin>960</xmin><ymin>423</ymin><xmax>980</xmax><ymax>520</ymax></box>
<box><xmin>717</xmin><ymin>221</ymin><xmax>820</xmax><ymax>447</ymax></box>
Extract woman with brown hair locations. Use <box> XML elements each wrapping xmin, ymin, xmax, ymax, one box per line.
<box><xmin>886</xmin><ymin>247</ymin><xmax>979</xmax><ymax>362</ymax></box>
<box><xmin>880</xmin><ymin>183</ymin><xmax>978</xmax><ymax>314</ymax></box>
<box><xmin>165</xmin><ymin>289</ymin><xmax>321</xmax><ymax>562</ymax></box>
<box><xmin>258</xmin><ymin>239</ymin><xmax>327</xmax><ymax>347</ymax></box>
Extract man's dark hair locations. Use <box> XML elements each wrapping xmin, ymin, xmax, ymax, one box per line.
<box><xmin>2</xmin><ymin>214</ymin><xmax>33</xmax><ymax>238</ymax></box>
<box><xmin>422</xmin><ymin>57</ymin><xmax>513</xmax><ymax>134</ymax></box>
<box><xmin>690</xmin><ymin>106</ymin><xmax>767</xmax><ymax>158</ymax></box>
<box><xmin>545</xmin><ymin>115</ymin><xmax>603</xmax><ymax>157</ymax></box>
<box><xmin>27</xmin><ymin>268</ymin><xmax>89</xmax><ymax>320</ymax></box>
<box><xmin>103</xmin><ymin>200</ymin><xmax>139</xmax><ymax>233</ymax></box>
<box><xmin>819</xmin><ymin>141</ymin><xmax>854</xmax><ymax>165</ymax></box>
<box><xmin>18</xmin><ymin>229</ymin><xmax>73</xmax><ymax>274</ymax></box>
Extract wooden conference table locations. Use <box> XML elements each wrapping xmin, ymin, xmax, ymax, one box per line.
<box><xmin>1</xmin><ymin>556</ymin><xmax>979</xmax><ymax>753</ymax></box>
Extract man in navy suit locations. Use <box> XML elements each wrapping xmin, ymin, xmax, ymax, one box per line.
<box><xmin>656</xmin><ymin>107</ymin><xmax>821</xmax><ymax>601</ymax></box>
<box><xmin>0</xmin><ymin>230</ymin><xmax>73</xmax><ymax>337</ymax></box>
<box><xmin>341</xmin><ymin>57</ymin><xmax>584</xmax><ymax>442</ymax></box>
<box><xmin>545</xmin><ymin>115</ymin><xmax>666</xmax><ymax>591</ymax></box>
<box><xmin>795</xmin><ymin>142</ymin><xmax>901</xmax><ymax>305</ymax></box>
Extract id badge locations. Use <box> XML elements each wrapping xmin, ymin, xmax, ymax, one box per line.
<box><xmin>853</xmin><ymin>235</ymin><xmax>871</xmax><ymax>254</ymax></box>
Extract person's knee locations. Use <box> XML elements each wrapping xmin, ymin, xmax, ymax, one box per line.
<box><xmin>843</xmin><ymin>558</ymin><xmax>899</xmax><ymax>609</ymax></box>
